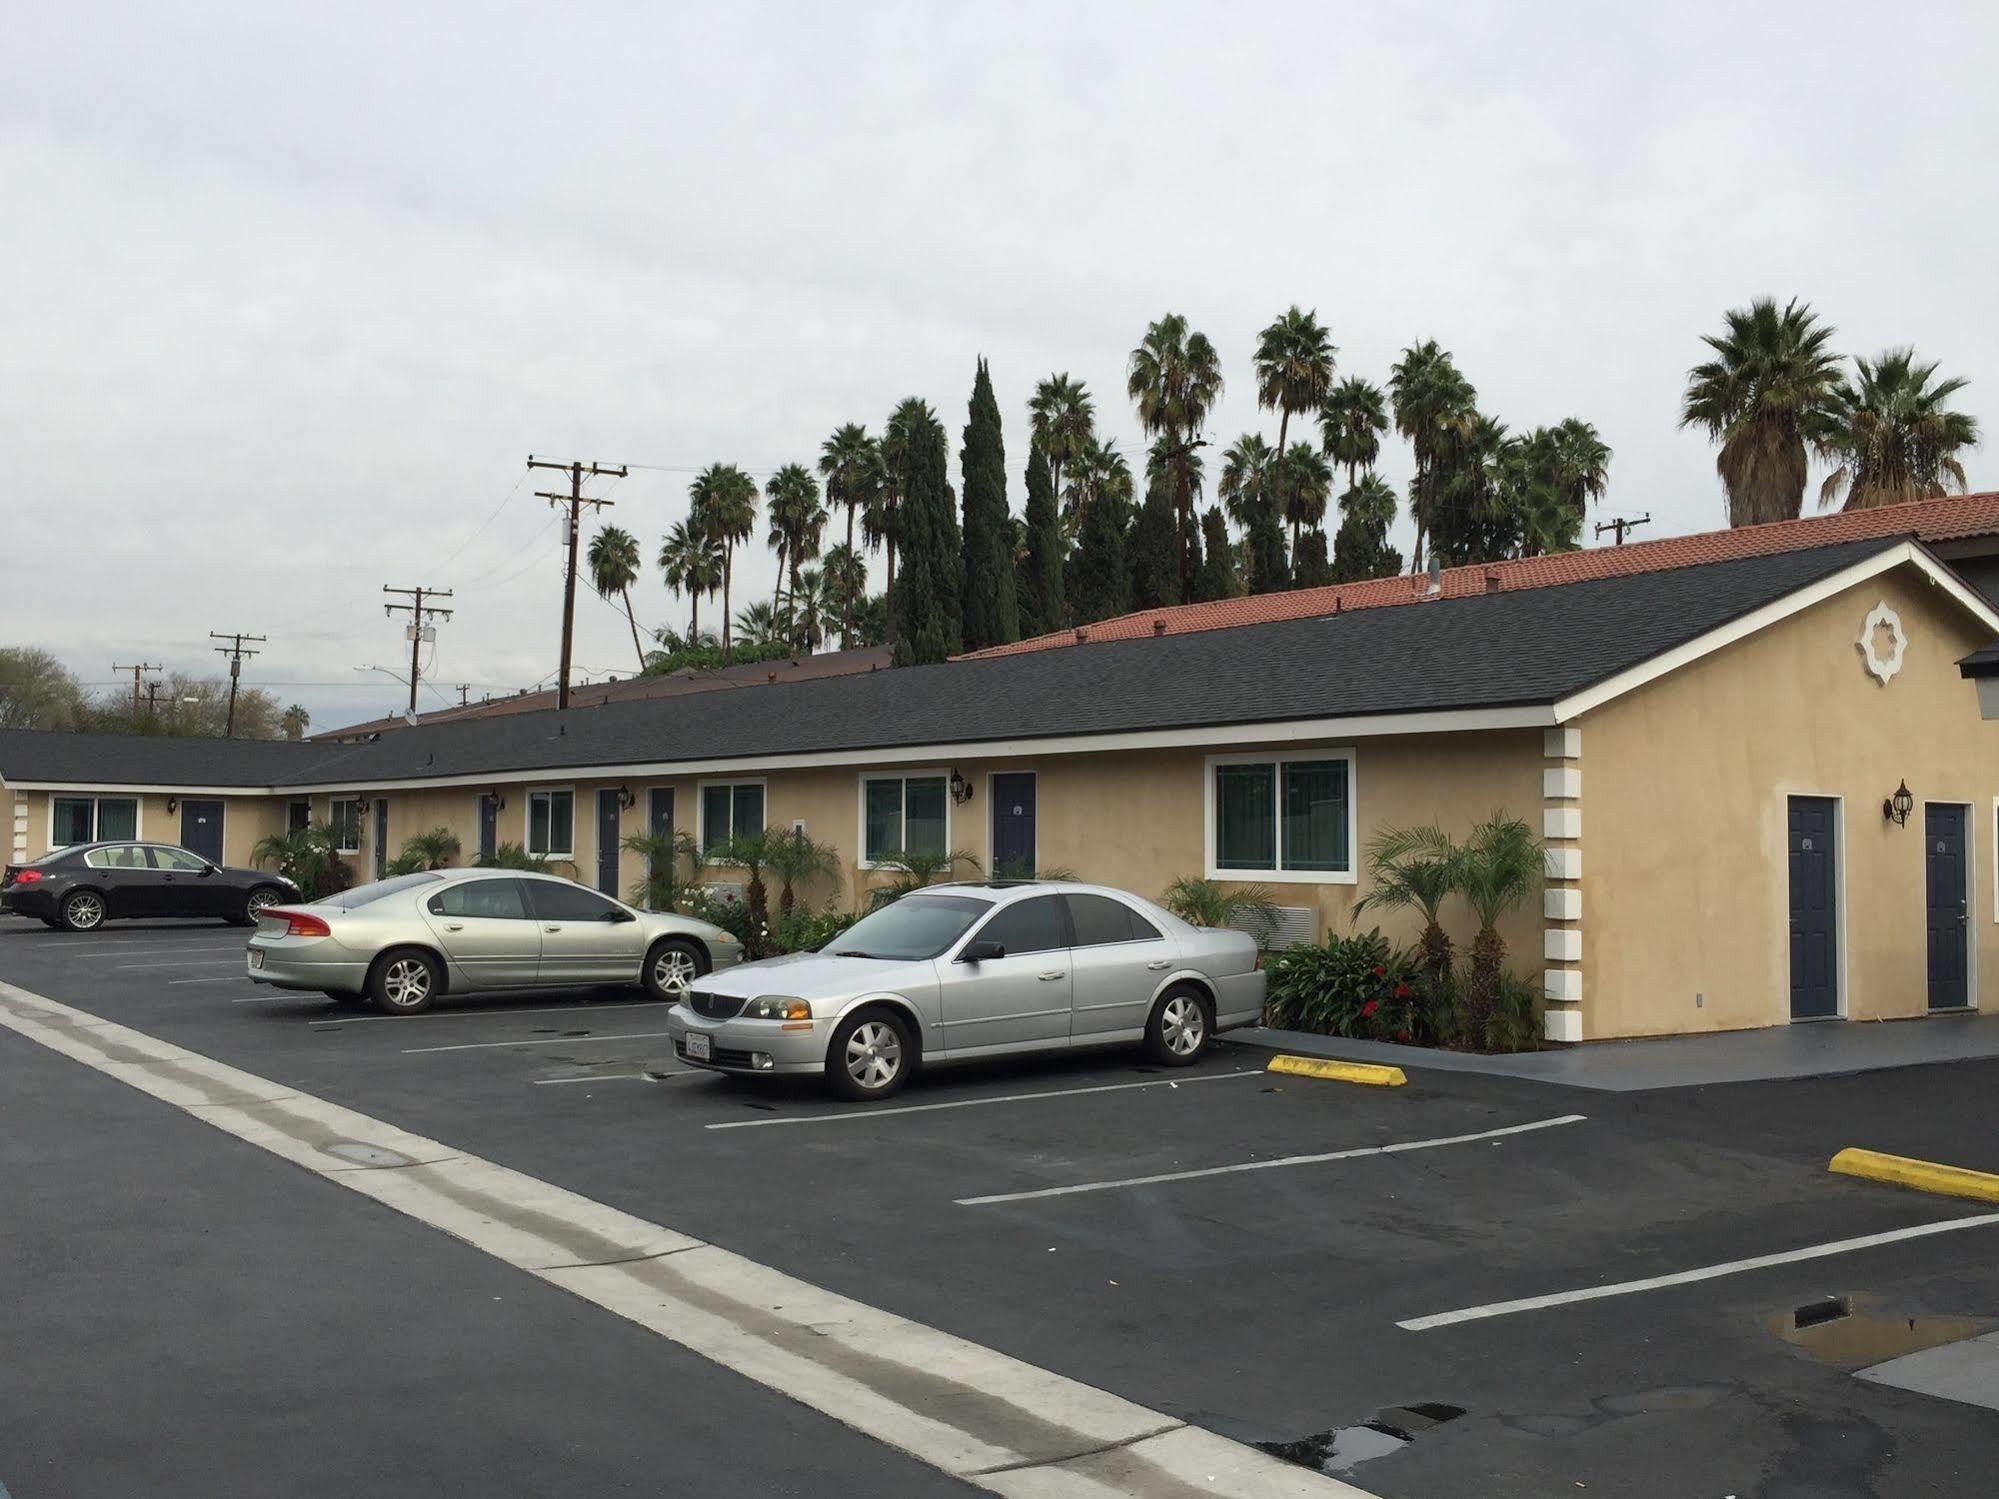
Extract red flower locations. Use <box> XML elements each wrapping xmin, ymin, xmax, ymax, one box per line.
<box><xmin>1393</xmin><ymin>983</ymin><xmax>1410</xmax><ymax>999</ymax></box>
<box><xmin>1396</xmin><ymin>1029</ymin><xmax>1411</xmax><ymax>1042</ymax></box>
<box><xmin>1361</xmin><ymin>999</ymin><xmax>1379</xmax><ymax>1019</ymax></box>
<box><xmin>1371</xmin><ymin>965</ymin><xmax>1385</xmax><ymax>977</ymax></box>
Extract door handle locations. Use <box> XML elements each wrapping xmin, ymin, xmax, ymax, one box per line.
<box><xmin>1038</xmin><ymin>970</ymin><xmax>1065</xmax><ymax>981</ymax></box>
<box><xmin>445</xmin><ymin>923</ymin><xmax>464</xmax><ymax>932</ymax></box>
<box><xmin>1146</xmin><ymin>960</ymin><xmax>1170</xmax><ymax>970</ymax></box>
<box><xmin>544</xmin><ymin>925</ymin><xmax>561</xmax><ymax>933</ymax></box>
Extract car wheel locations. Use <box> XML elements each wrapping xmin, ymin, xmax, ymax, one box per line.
<box><xmin>59</xmin><ymin>890</ymin><xmax>106</xmax><ymax>932</ymax></box>
<box><xmin>642</xmin><ymin>938</ymin><xmax>708</xmax><ymax>1002</ymax></box>
<box><xmin>826</xmin><ymin>1008</ymin><xmax>914</xmax><ymax>1101</ymax></box>
<box><xmin>1144</xmin><ymin>986</ymin><xmax>1212</xmax><ymax>1066</ymax></box>
<box><xmin>234</xmin><ymin>886</ymin><xmax>285</xmax><ymax>927</ymax></box>
<box><xmin>368</xmin><ymin>949</ymin><xmax>442</xmax><ymax>1015</ymax></box>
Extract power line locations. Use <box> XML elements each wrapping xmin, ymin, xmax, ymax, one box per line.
<box><xmin>528</xmin><ymin>454</ymin><xmax>627</xmax><ymax>710</ymax></box>
<box><xmin>110</xmin><ymin>661</ymin><xmax>161</xmax><ymax>716</ymax></box>
<box><xmin>382</xmin><ymin>585</ymin><xmax>455</xmax><ymax>716</ymax></box>
<box><xmin>209</xmin><ymin>631</ymin><xmax>266</xmax><ymax>738</ymax></box>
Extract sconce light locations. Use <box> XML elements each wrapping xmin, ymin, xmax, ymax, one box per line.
<box><xmin>166</xmin><ymin>796</ymin><xmax>178</xmax><ymax>815</ymax></box>
<box><xmin>949</xmin><ymin>770</ymin><xmax>973</xmax><ymax>806</ymax></box>
<box><xmin>616</xmin><ymin>784</ymin><xmax>635</xmax><ymax>811</ymax></box>
<box><xmin>1883</xmin><ymin>779</ymin><xmax>1914</xmax><ymax>826</ymax></box>
<box><xmin>493</xmin><ymin>790</ymin><xmax>507</xmax><ymax>811</ymax></box>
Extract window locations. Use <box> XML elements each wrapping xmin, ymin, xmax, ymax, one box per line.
<box><xmin>428</xmin><ymin>879</ymin><xmax>529</xmax><ymax>920</ymax></box>
<box><xmin>970</xmin><ymin>895</ymin><xmax>1068</xmax><ymax>957</ymax></box>
<box><xmin>1209</xmin><ymin>753</ymin><xmax>1354</xmax><ymax>881</ymax></box>
<box><xmin>700</xmin><ymin>781</ymin><xmax>765</xmax><ymax>853</ymax></box>
<box><xmin>823</xmin><ymin>893</ymin><xmax>992</xmax><ymax>961</ymax></box>
<box><xmin>153</xmin><ymin>846</ymin><xmax>208</xmax><ymax>872</ymax></box>
<box><xmin>1065</xmin><ymin>893</ymin><xmax>1160</xmax><ymax>946</ymax></box>
<box><xmin>527</xmin><ymin>789</ymin><xmax>575</xmax><ymax>858</ymax></box>
<box><xmin>84</xmin><ymin>845</ymin><xmax>149</xmax><ymax>870</ymax></box>
<box><xmin>51</xmin><ymin>795</ymin><xmax>138</xmax><ymax>846</ymax></box>
<box><xmin>330</xmin><ymin>799</ymin><xmax>363</xmax><ymax>854</ymax></box>
<box><xmin>321</xmin><ymin>871</ymin><xmax>444</xmax><ymax>908</ymax></box>
<box><xmin>523</xmin><ymin>879</ymin><xmax>622</xmax><ymax>921</ymax></box>
<box><xmin>286</xmin><ymin>799</ymin><xmax>311</xmax><ymax>833</ymax></box>
<box><xmin>861</xmin><ymin>773</ymin><xmax>948</xmax><ymax>864</ymax></box>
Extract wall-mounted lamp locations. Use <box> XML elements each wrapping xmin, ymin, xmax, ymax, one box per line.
<box><xmin>949</xmin><ymin>770</ymin><xmax>973</xmax><ymax>805</ymax></box>
<box><xmin>616</xmin><ymin>784</ymin><xmax>636</xmax><ymax>811</ymax></box>
<box><xmin>1883</xmin><ymin>779</ymin><xmax>1914</xmax><ymax>827</ymax></box>
<box><xmin>165</xmin><ymin>796</ymin><xmax>177</xmax><ymax>815</ymax></box>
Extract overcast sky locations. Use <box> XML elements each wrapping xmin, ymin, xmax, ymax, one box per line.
<box><xmin>8</xmin><ymin>1</ymin><xmax>1997</xmax><ymax>730</ymax></box>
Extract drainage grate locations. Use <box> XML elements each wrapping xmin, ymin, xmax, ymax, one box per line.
<box><xmin>1258</xmin><ymin>1404</ymin><xmax>1465</xmax><ymax>1476</ymax></box>
<box><xmin>1794</xmin><ymin>1296</ymin><xmax>1852</xmax><ymax>1331</ymax></box>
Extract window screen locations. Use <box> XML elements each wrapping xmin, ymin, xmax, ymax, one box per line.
<box><xmin>1281</xmin><ymin>760</ymin><xmax>1348</xmax><ymax>872</ymax></box>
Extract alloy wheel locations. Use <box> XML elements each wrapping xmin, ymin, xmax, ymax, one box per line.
<box><xmin>383</xmin><ymin>957</ymin><xmax>432</xmax><ymax>1008</ymax></box>
<box><xmin>1161</xmin><ymin>994</ymin><xmax>1205</xmax><ymax>1056</ymax></box>
<box><xmin>652</xmin><ymin>946</ymin><xmax>699</xmax><ymax>997</ymax></box>
<box><xmin>65</xmin><ymin>893</ymin><xmax>104</xmax><ymax>931</ymax></box>
<box><xmin>247</xmin><ymin>890</ymin><xmax>280</xmax><ymax>918</ymax></box>
<box><xmin>844</xmin><ymin>1020</ymin><xmax>902</xmax><ymax>1091</ymax></box>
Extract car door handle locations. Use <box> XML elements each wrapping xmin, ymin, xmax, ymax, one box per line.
<box><xmin>1038</xmin><ymin>970</ymin><xmax>1065</xmax><ymax>981</ymax></box>
<box><xmin>444</xmin><ymin>923</ymin><xmax>464</xmax><ymax>932</ymax></box>
<box><xmin>544</xmin><ymin>924</ymin><xmax>561</xmax><ymax>933</ymax></box>
<box><xmin>1146</xmin><ymin>960</ymin><xmax>1170</xmax><ymax>970</ymax></box>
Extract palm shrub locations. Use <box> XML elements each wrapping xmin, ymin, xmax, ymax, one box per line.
<box><xmin>387</xmin><ymin>827</ymin><xmax>461</xmax><ymax>873</ymax></box>
<box><xmin>712</xmin><ymin>830</ymin><xmax>781</xmax><ymax>957</ymax></box>
<box><xmin>1457</xmin><ymin>813</ymin><xmax>1544</xmax><ymax>1028</ymax></box>
<box><xmin>622</xmin><ymin>826</ymin><xmax>704</xmax><ymax>912</ymax></box>
<box><xmin>869</xmin><ymin>845</ymin><xmax>979</xmax><ymax>904</ymax></box>
<box><xmin>253</xmin><ymin>821</ymin><xmax>348</xmax><ymax>901</ymax></box>
<box><xmin>765</xmin><ymin>827</ymin><xmax>843</xmax><ymax>914</ymax></box>
<box><xmin>479</xmin><ymin>841</ymin><xmax>551</xmax><ymax>872</ymax></box>
<box><xmin>1159</xmin><ymin>876</ymin><xmax>1278</xmax><ymax>935</ymax></box>
<box><xmin>1354</xmin><ymin>824</ymin><xmax>1461</xmax><ymax>987</ymax></box>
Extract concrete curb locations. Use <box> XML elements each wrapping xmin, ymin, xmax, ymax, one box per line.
<box><xmin>1830</xmin><ymin>1147</ymin><xmax>1999</xmax><ymax>1205</ymax></box>
<box><xmin>1266</xmin><ymin>1054</ymin><xmax>1407</xmax><ymax>1087</ymax></box>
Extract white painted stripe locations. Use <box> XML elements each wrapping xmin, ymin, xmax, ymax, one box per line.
<box><xmin>68</xmin><ymin>946</ymin><xmax>247</xmax><ymax>960</ymax></box>
<box><xmin>116</xmin><ymin>959</ymin><xmax>245</xmax><ymax>970</ymax></box>
<box><xmin>166</xmin><ymin>976</ymin><xmax>257</xmax><ymax>986</ymax></box>
<box><xmin>957</xmin><ymin>1114</ymin><xmax>1588</xmax><ymax>1206</ymax></box>
<box><xmin>530</xmin><ymin>1073</ymin><xmax>662</xmax><ymax>1086</ymax></box>
<box><xmin>0</xmin><ymin>978</ymin><xmax>1368</xmax><ymax>1497</ymax></box>
<box><xmin>708</xmin><ymin>1069</ymin><xmax>1265</xmax><ymax>1131</ymax></box>
<box><xmin>312</xmin><ymin>999</ymin><xmax>667</xmax><ymax>1028</ymax></box>
<box><xmin>401</xmin><ymin>1030</ymin><xmax>676</xmax><ymax>1055</ymax></box>
<box><xmin>1397</xmin><ymin>1212</ymin><xmax>1999</xmax><ymax>1331</ymax></box>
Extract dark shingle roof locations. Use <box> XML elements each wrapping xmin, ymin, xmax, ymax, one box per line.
<box><xmin>0</xmin><ymin>539</ymin><xmax>1909</xmax><ymax>791</ymax></box>
<box><xmin>0</xmin><ymin>730</ymin><xmax>326</xmax><ymax>788</ymax></box>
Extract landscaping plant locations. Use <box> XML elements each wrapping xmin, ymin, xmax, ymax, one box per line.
<box><xmin>1158</xmin><ymin>875</ymin><xmax>1278</xmax><ymax>933</ymax></box>
<box><xmin>1456</xmin><ymin>812</ymin><xmax>1544</xmax><ymax>1028</ymax></box>
<box><xmin>1263</xmin><ymin>927</ymin><xmax>1422</xmax><ymax>1042</ymax></box>
<box><xmin>1353</xmin><ymin>823</ymin><xmax>1460</xmax><ymax>988</ymax></box>
<box><xmin>765</xmin><ymin>827</ymin><xmax>843</xmax><ymax>914</ymax></box>
<box><xmin>384</xmin><ymin>826</ymin><xmax>462</xmax><ymax>876</ymax></box>
<box><xmin>251</xmin><ymin>821</ymin><xmax>349</xmax><ymax>902</ymax></box>
<box><xmin>622</xmin><ymin>826</ymin><xmax>705</xmax><ymax>912</ymax></box>
<box><xmin>477</xmin><ymin>842</ymin><xmax>552</xmax><ymax>873</ymax></box>
<box><xmin>867</xmin><ymin>845</ymin><xmax>980</xmax><ymax>905</ymax></box>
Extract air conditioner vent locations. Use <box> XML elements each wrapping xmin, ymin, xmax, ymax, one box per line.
<box><xmin>1229</xmin><ymin>904</ymin><xmax>1316</xmax><ymax>950</ymax></box>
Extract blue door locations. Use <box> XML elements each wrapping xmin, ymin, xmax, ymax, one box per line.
<box><xmin>1926</xmin><ymin>803</ymin><xmax>1969</xmax><ymax>1010</ymax></box>
<box><xmin>477</xmin><ymin>794</ymin><xmax>499</xmax><ymax>863</ymax></box>
<box><xmin>597</xmin><ymin>789</ymin><xmax>623</xmax><ymax>897</ymax></box>
<box><xmin>990</xmin><ymin>773</ymin><xmax>1036</xmax><ymax>878</ymax></box>
<box><xmin>179</xmin><ymin>799</ymin><xmax>224</xmax><ymax>864</ymax></box>
<box><xmin>1787</xmin><ymin>797</ymin><xmax>1838</xmax><ymax>1020</ymax></box>
<box><xmin>372</xmin><ymin>799</ymin><xmax>389</xmax><ymax>880</ymax></box>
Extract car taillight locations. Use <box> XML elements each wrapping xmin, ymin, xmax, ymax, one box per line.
<box><xmin>264</xmin><ymin>909</ymin><xmax>331</xmax><ymax>937</ymax></box>
<box><xmin>11</xmin><ymin>869</ymin><xmax>42</xmax><ymax>885</ymax></box>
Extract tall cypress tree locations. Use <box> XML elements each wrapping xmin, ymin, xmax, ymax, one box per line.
<box><xmin>1018</xmin><ymin>440</ymin><xmax>1065</xmax><ymax>634</ymax></box>
<box><xmin>1195</xmin><ymin>505</ymin><xmax>1240</xmax><ymax>600</ymax></box>
<box><xmin>1292</xmin><ymin>530</ymin><xmax>1333</xmax><ymax>588</ymax></box>
<box><xmin>1069</xmin><ymin>489</ymin><xmax>1130</xmax><ymax>626</ymax></box>
<box><xmin>959</xmin><ymin>358</ymin><xmax>1016</xmax><ymax>650</ymax></box>
<box><xmin>1128</xmin><ymin>481</ymin><xmax>1179</xmax><ymax>610</ymax></box>
<box><xmin>890</xmin><ymin>404</ymin><xmax>964</xmax><ymax>665</ymax></box>
<box><xmin>1246</xmin><ymin>501</ymin><xmax>1290</xmax><ymax>593</ymax></box>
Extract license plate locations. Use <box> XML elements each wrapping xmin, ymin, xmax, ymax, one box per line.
<box><xmin>248</xmin><ymin>950</ymin><xmax>264</xmax><ymax>970</ymax></box>
<box><xmin>685</xmin><ymin>1032</ymin><xmax>711</xmax><ymax>1061</ymax></box>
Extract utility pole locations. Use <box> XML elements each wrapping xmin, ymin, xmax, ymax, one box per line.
<box><xmin>209</xmin><ymin>631</ymin><xmax>265</xmax><ymax>738</ymax></box>
<box><xmin>111</xmin><ymin>661</ymin><xmax>161</xmax><ymax>716</ymax></box>
<box><xmin>454</xmin><ymin>683</ymin><xmax>471</xmax><ymax>708</ymax></box>
<box><xmin>382</xmin><ymin>585</ymin><xmax>455</xmax><ymax>715</ymax></box>
<box><xmin>1594</xmin><ymin>514</ymin><xmax>1651</xmax><ymax>547</ymax></box>
<box><xmin>527</xmin><ymin>454</ymin><xmax>627</xmax><ymax>709</ymax></box>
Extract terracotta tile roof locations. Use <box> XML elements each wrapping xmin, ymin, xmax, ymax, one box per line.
<box><xmin>959</xmin><ymin>491</ymin><xmax>1999</xmax><ymax>659</ymax></box>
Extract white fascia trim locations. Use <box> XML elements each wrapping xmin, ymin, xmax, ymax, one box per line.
<box><xmin>274</xmin><ymin>705</ymin><xmax>1556</xmax><ymax>797</ymax></box>
<box><xmin>8</xmin><ymin>782</ymin><xmax>267</xmax><ymax>796</ymax></box>
<box><xmin>1554</xmin><ymin>543</ymin><xmax>1999</xmax><ymax>723</ymax></box>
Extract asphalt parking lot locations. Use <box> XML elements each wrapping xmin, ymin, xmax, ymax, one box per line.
<box><xmin>4</xmin><ymin>915</ymin><xmax>1998</xmax><ymax>1497</ymax></box>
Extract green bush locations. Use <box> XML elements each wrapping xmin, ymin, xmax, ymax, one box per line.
<box><xmin>478</xmin><ymin>841</ymin><xmax>552</xmax><ymax>872</ymax></box>
<box><xmin>684</xmin><ymin>887</ymin><xmax>754</xmax><ymax>946</ymax></box>
<box><xmin>1263</xmin><ymin>928</ymin><xmax>1422</xmax><ymax>1042</ymax></box>
<box><xmin>769</xmin><ymin>907</ymin><xmax>856</xmax><ymax>954</ymax></box>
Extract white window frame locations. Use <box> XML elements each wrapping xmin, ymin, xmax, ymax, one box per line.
<box><xmin>857</xmin><ymin>768</ymin><xmax>953</xmax><ymax>871</ymax></box>
<box><xmin>524</xmin><ymin>786</ymin><xmax>576</xmax><ymax>860</ymax></box>
<box><xmin>697</xmin><ymin>778</ymin><xmax>767</xmax><ymax>858</ymax></box>
<box><xmin>1202</xmin><ymin>749</ymin><xmax>1358</xmax><ymax>885</ymax></box>
<box><xmin>329</xmin><ymin>798</ymin><xmax>363</xmax><ymax>855</ymax></box>
<box><xmin>47</xmin><ymin>794</ymin><xmax>142</xmax><ymax>848</ymax></box>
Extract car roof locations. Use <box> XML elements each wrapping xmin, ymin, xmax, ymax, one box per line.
<box><xmin>927</xmin><ymin>879</ymin><xmax>1159</xmax><ymax>905</ymax></box>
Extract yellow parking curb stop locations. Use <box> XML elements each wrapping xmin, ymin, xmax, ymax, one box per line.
<box><xmin>1265</xmin><ymin>1054</ymin><xmax>1406</xmax><ymax>1087</ymax></box>
<box><xmin>1829</xmin><ymin>1147</ymin><xmax>1999</xmax><ymax>1205</ymax></box>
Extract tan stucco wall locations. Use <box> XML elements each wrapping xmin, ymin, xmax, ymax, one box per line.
<box><xmin>1580</xmin><ymin>563</ymin><xmax>1999</xmax><ymax>1038</ymax></box>
<box><xmin>6</xmin><ymin>790</ymin><xmax>286</xmax><ymax>868</ymax></box>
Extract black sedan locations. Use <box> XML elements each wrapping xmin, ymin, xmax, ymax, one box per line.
<box><xmin>0</xmin><ymin>842</ymin><xmax>299</xmax><ymax>931</ymax></box>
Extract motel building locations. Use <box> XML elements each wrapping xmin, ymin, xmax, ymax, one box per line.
<box><xmin>10</xmin><ymin>495</ymin><xmax>1999</xmax><ymax>1046</ymax></box>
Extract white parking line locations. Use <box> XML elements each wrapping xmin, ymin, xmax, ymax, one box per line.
<box><xmin>530</xmin><ymin>1073</ymin><xmax>663</xmax><ymax>1086</ymax></box>
<box><xmin>708</xmin><ymin>1069</ymin><xmax>1267</xmax><ymax>1131</ymax></box>
<box><xmin>166</xmin><ymin>976</ymin><xmax>255</xmax><ymax>986</ymax></box>
<box><xmin>116</xmin><ymin>959</ymin><xmax>245</xmax><ymax>970</ymax></box>
<box><xmin>401</xmin><ymin>1030</ymin><xmax>676</xmax><ymax>1055</ymax></box>
<box><xmin>956</xmin><ymin>1113</ymin><xmax>1589</xmax><ymax>1206</ymax></box>
<box><xmin>70</xmin><ymin>947</ymin><xmax>246</xmax><ymax>960</ymax></box>
<box><xmin>311</xmin><ymin>999</ymin><xmax>667</xmax><ymax>1028</ymax></box>
<box><xmin>1397</xmin><ymin>1212</ymin><xmax>1999</xmax><ymax>1332</ymax></box>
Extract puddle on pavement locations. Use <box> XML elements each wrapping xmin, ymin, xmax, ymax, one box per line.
<box><xmin>1258</xmin><ymin>1403</ymin><xmax>1465</xmax><ymax>1476</ymax></box>
<box><xmin>1767</xmin><ymin>1293</ymin><xmax>1992</xmax><ymax>1365</ymax></box>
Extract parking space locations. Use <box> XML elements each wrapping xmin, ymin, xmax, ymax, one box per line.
<box><xmin>6</xmin><ymin>912</ymin><xmax>1999</xmax><ymax>1496</ymax></box>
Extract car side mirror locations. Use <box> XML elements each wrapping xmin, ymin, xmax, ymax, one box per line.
<box><xmin>605</xmin><ymin>908</ymin><xmax>637</xmax><ymax>923</ymax></box>
<box><xmin>959</xmin><ymin>939</ymin><xmax>1005</xmax><ymax>963</ymax></box>
<box><xmin>201</xmin><ymin>864</ymin><xmax>219</xmax><ymax>877</ymax></box>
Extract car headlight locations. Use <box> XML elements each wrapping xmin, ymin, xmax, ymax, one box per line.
<box><xmin>745</xmin><ymin>995</ymin><xmax>811</xmax><ymax>1021</ymax></box>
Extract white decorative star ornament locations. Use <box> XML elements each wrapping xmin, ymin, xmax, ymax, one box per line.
<box><xmin>1857</xmin><ymin>601</ymin><xmax>1907</xmax><ymax>684</ymax></box>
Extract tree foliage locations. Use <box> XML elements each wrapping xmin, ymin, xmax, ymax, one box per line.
<box><xmin>888</xmin><ymin>399</ymin><xmax>963</xmax><ymax>665</ymax></box>
<box><xmin>1017</xmin><ymin>440</ymin><xmax>1066</xmax><ymax>636</ymax></box>
<box><xmin>959</xmin><ymin>357</ymin><xmax>1018</xmax><ymax>650</ymax></box>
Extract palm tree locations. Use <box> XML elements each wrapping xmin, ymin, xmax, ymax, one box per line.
<box><xmin>691</xmin><ymin>463</ymin><xmax>759</xmax><ymax>660</ymax></box>
<box><xmin>1331</xmin><ymin>473</ymin><xmax>1402</xmax><ymax>581</ymax></box>
<box><xmin>1063</xmin><ymin>434</ymin><xmax>1135</xmax><ymax>538</ymax></box>
<box><xmin>658</xmin><ymin>519</ymin><xmax>724</xmax><ymax>643</ymax></box>
<box><xmin>871</xmin><ymin>398</ymin><xmax>932</xmax><ymax>642</ymax></box>
<box><xmin>1029</xmin><ymin>373</ymin><xmax>1095</xmax><ymax>520</ymax></box>
<box><xmin>1456</xmin><ymin>814</ymin><xmax>1543</xmax><ymax>1031</ymax></box>
<box><xmin>1681</xmin><ymin>297</ymin><xmax>1844</xmax><ymax>526</ymax></box>
<box><xmin>1159</xmin><ymin>876</ymin><xmax>1279</xmax><ymax>932</ymax></box>
<box><xmin>733</xmin><ymin>600</ymin><xmax>782</xmax><ymax>650</ymax></box>
<box><xmin>1354</xmin><ymin>823</ymin><xmax>1461</xmax><ymax>988</ymax></box>
<box><xmin>1390</xmin><ymin>340</ymin><xmax>1478</xmax><ymax>571</ymax></box>
<box><xmin>791</xmin><ymin>565</ymin><xmax>827</xmax><ymax>650</ymax></box>
<box><xmin>1218</xmin><ymin>434</ymin><xmax>1278</xmax><ymax>535</ymax></box>
<box><xmin>1320</xmin><ymin>376</ymin><xmax>1388</xmax><ymax>487</ymax></box>
<box><xmin>1280</xmin><ymin>443</ymin><xmax>1333</xmax><ymax>556</ymax></box>
<box><xmin>1128</xmin><ymin>313</ymin><xmax>1224</xmax><ymax>600</ymax></box>
<box><xmin>765</xmin><ymin>826</ymin><xmax>842</xmax><ymax>914</ymax></box>
<box><xmin>622</xmin><ymin>825</ymin><xmax>704</xmax><ymax>911</ymax></box>
<box><xmin>279</xmin><ymin>703</ymin><xmax>310</xmax><ymax>741</ymax></box>
<box><xmin>764</xmin><ymin>463</ymin><xmax>826</xmax><ymax>644</ymax></box>
<box><xmin>586</xmin><ymin>524</ymin><xmax>647</xmax><ymax>671</ymax></box>
<box><xmin>253</xmin><ymin>821</ymin><xmax>348</xmax><ymax>900</ymax></box>
<box><xmin>819</xmin><ymin>541</ymin><xmax>869</xmax><ymax>647</ymax></box>
<box><xmin>1817</xmin><ymin>348</ymin><xmax>1980</xmax><ymax>511</ymax></box>
<box><xmin>1255</xmin><ymin>305</ymin><xmax>1336</xmax><ymax>470</ymax></box>
<box><xmin>818</xmin><ymin>423</ymin><xmax>880</xmax><ymax>553</ymax></box>
<box><xmin>869</xmin><ymin>845</ymin><xmax>980</xmax><ymax>903</ymax></box>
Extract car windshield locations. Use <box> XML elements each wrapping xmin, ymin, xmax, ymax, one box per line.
<box><xmin>318</xmin><ymin>872</ymin><xmax>446</xmax><ymax>909</ymax></box>
<box><xmin>822</xmin><ymin>894</ymin><xmax>992</xmax><ymax>961</ymax></box>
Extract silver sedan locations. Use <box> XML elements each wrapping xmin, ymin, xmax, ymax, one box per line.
<box><xmin>664</xmin><ymin>880</ymin><xmax>1264</xmax><ymax>1100</ymax></box>
<box><xmin>245</xmin><ymin>868</ymin><xmax>742</xmax><ymax>1014</ymax></box>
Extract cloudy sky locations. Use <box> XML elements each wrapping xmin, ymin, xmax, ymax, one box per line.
<box><xmin>8</xmin><ymin>1</ymin><xmax>1997</xmax><ymax>730</ymax></box>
